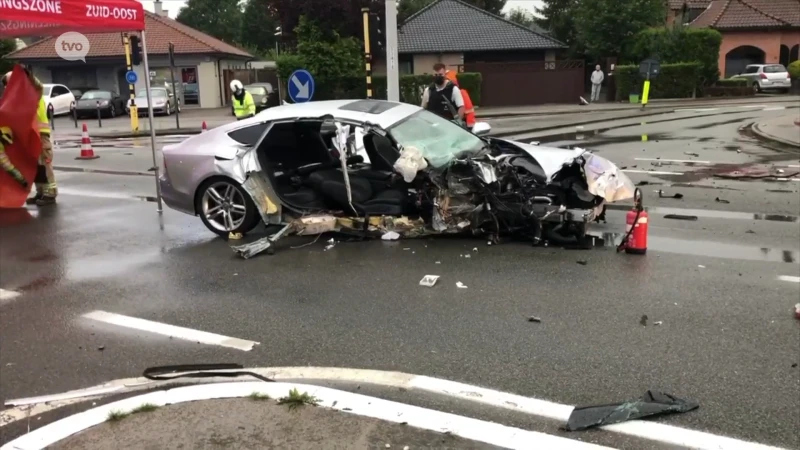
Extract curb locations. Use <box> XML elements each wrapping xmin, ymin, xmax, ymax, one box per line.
<box><xmin>54</xmin><ymin>165</ymin><xmax>156</xmax><ymax>177</ymax></box>
<box><xmin>751</xmin><ymin>122</ymin><xmax>800</xmax><ymax>150</ymax></box>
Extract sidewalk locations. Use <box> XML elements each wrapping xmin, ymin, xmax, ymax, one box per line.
<box><xmin>476</xmin><ymin>95</ymin><xmax>800</xmax><ymax>118</ymax></box>
<box><xmin>752</xmin><ymin>112</ymin><xmax>800</xmax><ymax>149</ymax></box>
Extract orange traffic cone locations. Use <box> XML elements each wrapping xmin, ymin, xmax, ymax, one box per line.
<box><xmin>75</xmin><ymin>123</ymin><xmax>99</xmax><ymax>160</ymax></box>
<box><xmin>201</xmin><ymin>121</ymin><xmax>207</xmax><ymax>132</ymax></box>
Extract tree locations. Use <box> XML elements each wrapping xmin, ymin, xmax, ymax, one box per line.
<box><xmin>240</xmin><ymin>0</ymin><xmax>278</xmax><ymax>56</ymax></box>
<box><xmin>506</xmin><ymin>7</ymin><xmax>535</xmax><ymax>28</ymax></box>
<box><xmin>398</xmin><ymin>0</ymin><xmax>507</xmax><ymax>23</ymax></box>
<box><xmin>176</xmin><ymin>0</ymin><xmax>243</xmax><ymax>44</ymax></box>
<box><xmin>575</xmin><ymin>0</ymin><xmax>666</xmax><ymax>59</ymax></box>
<box><xmin>275</xmin><ymin>17</ymin><xmax>363</xmax><ymax>99</ymax></box>
<box><xmin>534</xmin><ymin>0</ymin><xmax>581</xmax><ymax>56</ymax></box>
<box><xmin>0</xmin><ymin>39</ymin><xmax>17</xmax><ymax>75</ymax></box>
<box><xmin>262</xmin><ymin>0</ymin><xmax>370</xmax><ymax>40</ymax></box>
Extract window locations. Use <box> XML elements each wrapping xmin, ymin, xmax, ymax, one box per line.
<box><xmin>81</xmin><ymin>91</ymin><xmax>111</xmax><ymax>100</ymax></box>
<box><xmin>744</xmin><ymin>66</ymin><xmax>760</xmax><ymax>74</ymax></box>
<box><xmin>137</xmin><ymin>89</ymin><xmax>168</xmax><ymax>98</ymax></box>
<box><xmin>244</xmin><ymin>85</ymin><xmax>268</xmax><ymax>95</ymax></box>
<box><xmin>388</xmin><ymin>110</ymin><xmax>485</xmax><ymax>168</ymax></box>
<box><xmin>763</xmin><ymin>65</ymin><xmax>787</xmax><ymax>73</ymax></box>
<box><xmin>42</xmin><ymin>86</ymin><xmax>52</xmax><ymax>96</ymax></box>
<box><xmin>51</xmin><ymin>85</ymin><xmax>69</xmax><ymax>96</ymax></box>
<box><xmin>227</xmin><ymin>123</ymin><xmax>269</xmax><ymax>146</ymax></box>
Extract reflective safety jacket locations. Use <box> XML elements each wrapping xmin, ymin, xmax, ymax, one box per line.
<box><xmin>37</xmin><ymin>97</ymin><xmax>49</xmax><ymax>135</ymax></box>
<box><xmin>232</xmin><ymin>91</ymin><xmax>256</xmax><ymax>119</ymax></box>
<box><xmin>461</xmin><ymin>89</ymin><xmax>475</xmax><ymax>128</ymax></box>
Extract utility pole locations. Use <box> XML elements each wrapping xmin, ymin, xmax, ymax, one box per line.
<box><xmin>361</xmin><ymin>7</ymin><xmax>373</xmax><ymax>99</ymax></box>
<box><xmin>121</xmin><ymin>33</ymin><xmax>139</xmax><ymax>132</ymax></box>
<box><xmin>274</xmin><ymin>26</ymin><xmax>282</xmax><ymax>103</ymax></box>
<box><xmin>385</xmin><ymin>0</ymin><xmax>399</xmax><ymax>102</ymax></box>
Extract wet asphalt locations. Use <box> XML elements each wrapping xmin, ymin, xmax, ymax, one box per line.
<box><xmin>1</xmin><ymin>105</ymin><xmax>799</xmax><ymax>449</ymax></box>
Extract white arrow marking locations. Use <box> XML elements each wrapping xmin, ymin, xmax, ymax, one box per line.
<box><xmin>291</xmin><ymin>75</ymin><xmax>309</xmax><ymax>99</ymax></box>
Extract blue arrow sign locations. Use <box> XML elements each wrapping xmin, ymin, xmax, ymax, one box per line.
<box><xmin>125</xmin><ymin>70</ymin><xmax>138</xmax><ymax>84</ymax></box>
<box><xmin>288</xmin><ymin>69</ymin><xmax>314</xmax><ymax>103</ymax></box>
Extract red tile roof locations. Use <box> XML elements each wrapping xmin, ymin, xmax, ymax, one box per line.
<box><xmin>8</xmin><ymin>12</ymin><xmax>252</xmax><ymax>60</ymax></box>
<box><xmin>690</xmin><ymin>0</ymin><xmax>800</xmax><ymax>29</ymax></box>
<box><xmin>667</xmin><ymin>0</ymin><xmax>712</xmax><ymax>10</ymax></box>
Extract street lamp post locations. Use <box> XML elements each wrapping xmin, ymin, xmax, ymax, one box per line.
<box><xmin>385</xmin><ymin>0</ymin><xmax>399</xmax><ymax>102</ymax></box>
<box><xmin>275</xmin><ymin>26</ymin><xmax>282</xmax><ymax>103</ymax></box>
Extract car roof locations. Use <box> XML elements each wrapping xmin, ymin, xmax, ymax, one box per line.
<box><xmin>229</xmin><ymin>100</ymin><xmax>422</xmax><ymax>130</ymax></box>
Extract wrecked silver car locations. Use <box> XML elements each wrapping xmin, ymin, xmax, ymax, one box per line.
<box><xmin>158</xmin><ymin>100</ymin><xmax>634</xmax><ymax>258</ymax></box>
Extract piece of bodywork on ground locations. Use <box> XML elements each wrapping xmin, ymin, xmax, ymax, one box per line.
<box><xmin>231</xmin><ymin>116</ymin><xmax>635</xmax><ymax>259</ymax></box>
<box><xmin>565</xmin><ymin>391</ymin><xmax>699</xmax><ymax>431</ymax></box>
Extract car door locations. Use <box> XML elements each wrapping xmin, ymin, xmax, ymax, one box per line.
<box><xmin>51</xmin><ymin>85</ymin><xmax>70</xmax><ymax>115</ymax></box>
<box><xmin>740</xmin><ymin>66</ymin><xmax>759</xmax><ymax>83</ymax></box>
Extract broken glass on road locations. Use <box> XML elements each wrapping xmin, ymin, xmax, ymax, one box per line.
<box><xmin>565</xmin><ymin>390</ymin><xmax>699</xmax><ymax>431</ymax></box>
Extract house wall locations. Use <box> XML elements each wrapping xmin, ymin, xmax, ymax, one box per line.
<box><xmin>720</xmin><ymin>31</ymin><xmax>800</xmax><ymax>76</ymax></box>
<box><xmin>197</xmin><ymin>60</ymin><xmax>220</xmax><ymax>108</ymax></box>
<box><xmin>412</xmin><ymin>53</ymin><xmax>463</xmax><ymax>74</ymax></box>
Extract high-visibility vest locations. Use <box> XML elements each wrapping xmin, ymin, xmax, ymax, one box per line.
<box><xmin>461</xmin><ymin>89</ymin><xmax>475</xmax><ymax>127</ymax></box>
<box><xmin>232</xmin><ymin>91</ymin><xmax>256</xmax><ymax>118</ymax></box>
<box><xmin>37</xmin><ymin>97</ymin><xmax>50</xmax><ymax>134</ymax></box>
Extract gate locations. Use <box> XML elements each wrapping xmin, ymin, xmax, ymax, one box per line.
<box><xmin>465</xmin><ymin>60</ymin><xmax>584</xmax><ymax>107</ymax></box>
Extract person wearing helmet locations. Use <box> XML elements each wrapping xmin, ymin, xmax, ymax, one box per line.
<box><xmin>1</xmin><ymin>68</ymin><xmax>56</xmax><ymax>206</ymax></box>
<box><xmin>230</xmin><ymin>80</ymin><xmax>255</xmax><ymax>120</ymax></box>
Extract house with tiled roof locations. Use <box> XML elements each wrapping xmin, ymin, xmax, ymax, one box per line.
<box><xmin>373</xmin><ymin>0</ymin><xmax>576</xmax><ymax>106</ymax></box>
<box><xmin>666</xmin><ymin>1</ymin><xmax>713</xmax><ymax>27</ymax></box>
<box><xmin>679</xmin><ymin>0</ymin><xmax>800</xmax><ymax>77</ymax></box>
<box><xmin>5</xmin><ymin>5</ymin><xmax>254</xmax><ymax>108</ymax></box>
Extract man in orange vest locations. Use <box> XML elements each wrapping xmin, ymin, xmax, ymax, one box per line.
<box><xmin>445</xmin><ymin>70</ymin><xmax>476</xmax><ymax>132</ymax></box>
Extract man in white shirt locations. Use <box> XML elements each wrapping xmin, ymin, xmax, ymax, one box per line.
<box><xmin>590</xmin><ymin>65</ymin><xmax>605</xmax><ymax>103</ymax></box>
<box><xmin>421</xmin><ymin>63</ymin><xmax>465</xmax><ymax>122</ymax></box>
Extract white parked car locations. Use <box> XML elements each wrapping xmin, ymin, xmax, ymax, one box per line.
<box><xmin>733</xmin><ymin>64</ymin><xmax>792</xmax><ymax>93</ymax></box>
<box><xmin>42</xmin><ymin>84</ymin><xmax>76</xmax><ymax>116</ymax></box>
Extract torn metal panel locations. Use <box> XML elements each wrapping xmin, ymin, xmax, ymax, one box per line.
<box><xmin>231</xmin><ymin>222</ymin><xmax>295</xmax><ymax>259</ymax></box>
<box><xmin>565</xmin><ymin>391</ymin><xmax>699</xmax><ymax>431</ymax></box>
<box><xmin>297</xmin><ymin>215</ymin><xmax>337</xmax><ymax>236</ymax></box>
<box><xmin>241</xmin><ymin>173</ymin><xmax>281</xmax><ymax>223</ymax></box>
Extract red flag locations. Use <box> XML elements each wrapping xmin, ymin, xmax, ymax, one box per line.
<box><xmin>0</xmin><ymin>65</ymin><xmax>41</xmax><ymax>208</ymax></box>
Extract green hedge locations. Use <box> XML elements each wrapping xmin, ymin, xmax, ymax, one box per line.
<box><xmin>789</xmin><ymin>60</ymin><xmax>800</xmax><ymax>80</ymax></box>
<box><xmin>629</xmin><ymin>27</ymin><xmax>722</xmax><ymax>86</ymax></box>
<box><xmin>615</xmin><ymin>62</ymin><xmax>703</xmax><ymax>101</ymax></box>
<box><xmin>715</xmin><ymin>78</ymin><xmax>747</xmax><ymax>87</ymax></box>
<box><xmin>307</xmin><ymin>72</ymin><xmax>483</xmax><ymax>106</ymax></box>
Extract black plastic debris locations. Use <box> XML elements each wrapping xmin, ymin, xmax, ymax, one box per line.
<box><xmin>664</xmin><ymin>214</ymin><xmax>698</xmax><ymax>221</ymax></box>
<box><xmin>635</xmin><ymin>180</ymin><xmax>650</xmax><ymax>186</ymax></box>
<box><xmin>658</xmin><ymin>190</ymin><xmax>683</xmax><ymax>199</ymax></box>
<box><xmin>640</xmin><ymin>315</ymin><xmax>648</xmax><ymax>326</ymax></box>
<box><xmin>565</xmin><ymin>391</ymin><xmax>699</xmax><ymax>431</ymax></box>
<box><xmin>684</xmin><ymin>152</ymin><xmax>700</xmax><ymax>157</ymax></box>
<box><xmin>576</xmin><ymin>260</ymin><xmax>588</xmax><ymax>265</ymax></box>
<box><xmin>715</xmin><ymin>197</ymin><xmax>730</xmax><ymax>204</ymax></box>
<box><xmin>746</xmin><ymin>230</ymin><xmax>756</xmax><ymax>234</ymax></box>
<box><xmin>528</xmin><ymin>316</ymin><xmax>542</xmax><ymax>323</ymax></box>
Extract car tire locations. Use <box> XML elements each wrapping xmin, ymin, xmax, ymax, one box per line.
<box><xmin>109</xmin><ymin>105</ymin><xmax>116</xmax><ymax>118</ymax></box>
<box><xmin>165</xmin><ymin>102</ymin><xmax>171</xmax><ymax>116</ymax></box>
<box><xmin>195</xmin><ymin>177</ymin><xmax>260</xmax><ymax>237</ymax></box>
<box><xmin>753</xmin><ymin>82</ymin><xmax>761</xmax><ymax>94</ymax></box>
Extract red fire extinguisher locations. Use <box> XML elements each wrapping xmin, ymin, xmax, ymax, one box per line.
<box><xmin>618</xmin><ymin>188</ymin><xmax>648</xmax><ymax>254</ymax></box>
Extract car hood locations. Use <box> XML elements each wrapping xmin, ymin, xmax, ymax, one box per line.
<box><xmin>133</xmin><ymin>97</ymin><xmax>167</xmax><ymax>108</ymax></box>
<box><xmin>502</xmin><ymin>139</ymin><xmax>588</xmax><ymax>178</ymax></box>
<box><xmin>76</xmin><ymin>99</ymin><xmax>109</xmax><ymax>108</ymax></box>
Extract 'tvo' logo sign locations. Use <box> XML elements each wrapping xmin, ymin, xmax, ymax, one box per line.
<box><xmin>55</xmin><ymin>32</ymin><xmax>90</xmax><ymax>62</ymax></box>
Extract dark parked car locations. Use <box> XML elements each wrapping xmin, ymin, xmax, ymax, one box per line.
<box><xmin>183</xmin><ymin>83</ymin><xmax>199</xmax><ymax>105</ymax></box>
<box><xmin>73</xmin><ymin>90</ymin><xmax>125</xmax><ymax>118</ymax></box>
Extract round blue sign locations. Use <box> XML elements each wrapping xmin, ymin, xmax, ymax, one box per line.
<box><xmin>125</xmin><ymin>71</ymin><xmax>138</xmax><ymax>84</ymax></box>
<box><xmin>288</xmin><ymin>69</ymin><xmax>315</xmax><ymax>103</ymax></box>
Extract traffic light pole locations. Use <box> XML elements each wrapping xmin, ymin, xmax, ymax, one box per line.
<box><xmin>385</xmin><ymin>0</ymin><xmax>399</xmax><ymax>102</ymax></box>
<box><xmin>121</xmin><ymin>33</ymin><xmax>139</xmax><ymax>132</ymax></box>
<box><xmin>361</xmin><ymin>7</ymin><xmax>372</xmax><ymax>99</ymax></box>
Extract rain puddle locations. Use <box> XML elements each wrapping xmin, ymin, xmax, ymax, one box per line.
<box><xmin>588</xmin><ymin>232</ymin><xmax>799</xmax><ymax>264</ymax></box>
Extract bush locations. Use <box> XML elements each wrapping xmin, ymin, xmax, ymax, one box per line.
<box><xmin>789</xmin><ymin>60</ymin><xmax>800</xmax><ymax>80</ymax></box>
<box><xmin>615</xmin><ymin>62</ymin><xmax>703</xmax><ymax>101</ymax></box>
<box><xmin>629</xmin><ymin>27</ymin><xmax>722</xmax><ymax>86</ymax></box>
<box><xmin>714</xmin><ymin>78</ymin><xmax>747</xmax><ymax>87</ymax></box>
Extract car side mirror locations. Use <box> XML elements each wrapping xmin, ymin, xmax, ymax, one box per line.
<box><xmin>472</xmin><ymin>122</ymin><xmax>491</xmax><ymax>137</ymax></box>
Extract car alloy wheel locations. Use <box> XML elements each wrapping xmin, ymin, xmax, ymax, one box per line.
<box><xmin>165</xmin><ymin>102</ymin><xmax>171</xmax><ymax>115</ymax></box>
<box><xmin>201</xmin><ymin>181</ymin><xmax>249</xmax><ymax>232</ymax></box>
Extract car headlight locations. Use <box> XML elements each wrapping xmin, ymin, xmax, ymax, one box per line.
<box><xmin>99</xmin><ymin>100</ymin><xmax>109</xmax><ymax>106</ymax></box>
<box><xmin>261</xmin><ymin>98</ymin><xmax>267</xmax><ymax>104</ymax></box>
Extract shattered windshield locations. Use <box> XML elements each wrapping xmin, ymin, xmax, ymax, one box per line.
<box><xmin>388</xmin><ymin>110</ymin><xmax>485</xmax><ymax>168</ymax></box>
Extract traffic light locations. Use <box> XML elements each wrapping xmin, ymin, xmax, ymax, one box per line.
<box><xmin>369</xmin><ymin>13</ymin><xmax>384</xmax><ymax>53</ymax></box>
<box><xmin>130</xmin><ymin>35</ymin><xmax>142</xmax><ymax>66</ymax></box>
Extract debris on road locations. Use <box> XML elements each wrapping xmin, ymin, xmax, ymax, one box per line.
<box><xmin>456</xmin><ymin>281</ymin><xmax>468</xmax><ymax>289</ymax></box>
<box><xmin>324</xmin><ymin>238</ymin><xmax>337</xmax><ymax>251</ymax></box>
<box><xmin>228</xmin><ymin>232</ymin><xmax>243</xmax><ymax>240</ymax></box>
<box><xmin>658</xmin><ymin>190</ymin><xmax>683</xmax><ymax>199</ymax></box>
<box><xmin>97</xmin><ymin>345</ymin><xmax>105</xmax><ymax>351</ymax></box>
<box><xmin>684</xmin><ymin>152</ymin><xmax>700</xmax><ymax>157</ymax></box>
<box><xmin>795</xmin><ymin>303</ymin><xmax>800</xmax><ymax>320</ymax></box>
<box><xmin>664</xmin><ymin>214</ymin><xmax>698</xmax><ymax>221</ymax></box>
<box><xmin>419</xmin><ymin>275</ymin><xmax>440</xmax><ymax>287</ymax></box>
<box><xmin>640</xmin><ymin>315</ymin><xmax>648</xmax><ymax>326</ymax></box>
<box><xmin>381</xmin><ymin>231</ymin><xmax>400</xmax><ymax>241</ymax></box>
<box><xmin>654</xmin><ymin>321</ymin><xmax>663</xmax><ymax>326</ymax></box>
<box><xmin>565</xmin><ymin>391</ymin><xmax>699</xmax><ymax>431</ymax></box>
<box><xmin>576</xmin><ymin>260</ymin><xmax>588</xmax><ymax>265</ymax></box>
<box><xmin>715</xmin><ymin>197</ymin><xmax>730</xmax><ymax>204</ymax></box>
<box><xmin>527</xmin><ymin>316</ymin><xmax>542</xmax><ymax>323</ymax></box>
<box><xmin>698</xmin><ymin>265</ymin><xmax>706</xmax><ymax>269</ymax></box>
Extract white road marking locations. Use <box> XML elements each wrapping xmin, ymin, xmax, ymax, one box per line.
<box><xmin>774</xmin><ymin>178</ymin><xmax>800</xmax><ymax>182</ymax></box>
<box><xmin>0</xmin><ymin>367</ymin><xmax>787</xmax><ymax>450</ymax></box>
<box><xmin>0</xmin><ymin>289</ymin><xmax>21</xmax><ymax>303</ymax></box>
<box><xmin>1</xmin><ymin>382</ymin><xmax>613</xmax><ymax>450</ymax></box>
<box><xmin>635</xmin><ymin>157</ymin><xmax>712</xmax><ymax>164</ymax></box>
<box><xmin>762</xmin><ymin>106</ymin><xmax>786</xmax><ymax>111</ymax></box>
<box><xmin>777</xmin><ymin>275</ymin><xmax>800</xmax><ymax>283</ymax></box>
<box><xmin>82</xmin><ymin>310</ymin><xmax>259</xmax><ymax>351</ymax></box>
<box><xmin>738</xmin><ymin>105</ymin><xmax>766</xmax><ymax>108</ymax></box>
<box><xmin>674</xmin><ymin>107</ymin><xmax>719</xmax><ymax>112</ymax></box>
<box><xmin>784</xmin><ymin>165</ymin><xmax>800</xmax><ymax>168</ymax></box>
<box><xmin>624</xmin><ymin>169</ymin><xmax>685</xmax><ymax>176</ymax></box>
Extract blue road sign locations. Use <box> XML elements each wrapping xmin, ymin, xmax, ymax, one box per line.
<box><xmin>125</xmin><ymin>71</ymin><xmax>138</xmax><ymax>84</ymax></box>
<box><xmin>288</xmin><ymin>69</ymin><xmax>315</xmax><ymax>103</ymax></box>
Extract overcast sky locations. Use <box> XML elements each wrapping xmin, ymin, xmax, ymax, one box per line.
<box><xmin>138</xmin><ymin>1</ymin><xmax>544</xmax><ymax>19</ymax></box>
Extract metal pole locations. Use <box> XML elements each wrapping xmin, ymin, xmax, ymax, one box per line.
<box><xmin>169</xmin><ymin>42</ymin><xmax>180</xmax><ymax>129</ymax></box>
<box><xmin>140</xmin><ymin>31</ymin><xmax>164</xmax><ymax>213</ymax></box>
<box><xmin>121</xmin><ymin>33</ymin><xmax>139</xmax><ymax>132</ymax></box>
<box><xmin>275</xmin><ymin>41</ymin><xmax>282</xmax><ymax>103</ymax></box>
<box><xmin>385</xmin><ymin>0</ymin><xmax>399</xmax><ymax>102</ymax></box>
<box><xmin>361</xmin><ymin>7</ymin><xmax>372</xmax><ymax>99</ymax></box>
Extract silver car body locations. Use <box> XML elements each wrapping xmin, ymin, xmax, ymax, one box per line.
<box><xmin>733</xmin><ymin>64</ymin><xmax>791</xmax><ymax>91</ymax></box>
<box><xmin>126</xmin><ymin>88</ymin><xmax>177</xmax><ymax>116</ymax></box>
<box><xmin>159</xmin><ymin>100</ymin><xmax>598</xmax><ymax>218</ymax></box>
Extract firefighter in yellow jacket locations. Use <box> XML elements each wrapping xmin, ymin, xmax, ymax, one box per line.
<box><xmin>2</xmin><ymin>69</ymin><xmax>56</xmax><ymax>206</ymax></box>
